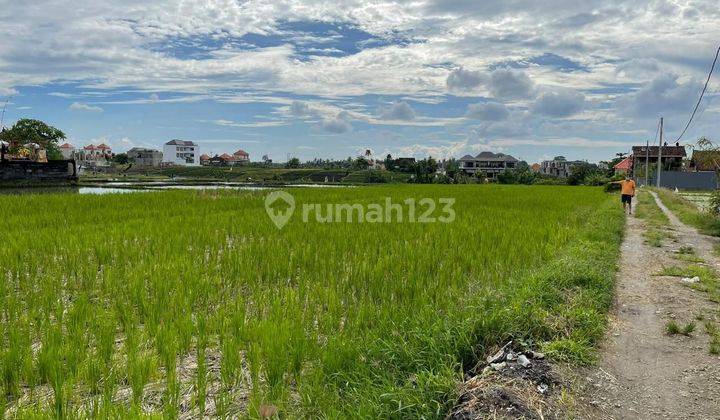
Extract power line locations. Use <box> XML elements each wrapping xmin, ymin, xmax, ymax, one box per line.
<box><xmin>675</xmin><ymin>44</ymin><xmax>720</xmax><ymax>143</ymax></box>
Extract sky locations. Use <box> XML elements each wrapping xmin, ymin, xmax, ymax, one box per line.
<box><xmin>0</xmin><ymin>0</ymin><xmax>718</xmax><ymax>163</ymax></box>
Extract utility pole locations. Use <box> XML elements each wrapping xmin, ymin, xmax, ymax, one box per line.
<box><xmin>645</xmin><ymin>139</ymin><xmax>649</xmax><ymax>186</ymax></box>
<box><xmin>657</xmin><ymin>117</ymin><xmax>663</xmax><ymax>188</ymax></box>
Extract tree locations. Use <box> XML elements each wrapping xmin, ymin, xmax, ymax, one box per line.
<box><xmin>384</xmin><ymin>154</ymin><xmax>394</xmax><ymax>170</ymax></box>
<box><xmin>0</xmin><ymin>119</ymin><xmax>66</xmax><ymax>160</ymax></box>
<box><xmin>693</xmin><ymin>137</ymin><xmax>720</xmax><ymax>172</ymax></box>
<box><xmin>444</xmin><ymin>158</ymin><xmax>460</xmax><ymax>178</ymax></box>
<box><xmin>567</xmin><ymin>162</ymin><xmax>599</xmax><ymax>185</ymax></box>
<box><xmin>113</xmin><ymin>153</ymin><xmax>129</xmax><ymax>165</ymax></box>
<box><xmin>352</xmin><ymin>157</ymin><xmax>370</xmax><ymax>170</ymax></box>
<box><xmin>408</xmin><ymin>157</ymin><xmax>438</xmax><ymax>183</ymax></box>
<box><xmin>285</xmin><ymin>157</ymin><xmax>301</xmax><ymax>168</ymax></box>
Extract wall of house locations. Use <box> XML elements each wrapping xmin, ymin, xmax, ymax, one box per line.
<box><xmin>637</xmin><ymin>171</ymin><xmax>717</xmax><ymax>190</ymax></box>
<box><xmin>162</xmin><ymin>145</ymin><xmax>199</xmax><ymax>166</ymax></box>
<box><xmin>0</xmin><ymin>160</ymin><xmax>77</xmax><ymax>181</ymax></box>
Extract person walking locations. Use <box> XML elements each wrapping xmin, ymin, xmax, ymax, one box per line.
<box><xmin>614</xmin><ymin>176</ymin><xmax>636</xmax><ymax>215</ymax></box>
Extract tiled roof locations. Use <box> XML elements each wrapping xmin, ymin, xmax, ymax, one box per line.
<box><xmin>631</xmin><ymin>145</ymin><xmax>686</xmax><ymax>158</ymax></box>
<box><xmin>234</xmin><ymin>149</ymin><xmax>249</xmax><ymax>156</ymax></box>
<box><xmin>60</xmin><ymin>143</ymin><xmax>74</xmax><ymax>148</ymax></box>
<box><xmin>83</xmin><ymin>145</ymin><xmax>96</xmax><ymax>150</ymax></box>
<box><xmin>97</xmin><ymin>143</ymin><xmax>111</xmax><ymax>150</ymax></box>
<box><xmin>614</xmin><ymin>156</ymin><xmax>632</xmax><ymax>170</ymax></box>
<box><xmin>459</xmin><ymin>151</ymin><xmax>518</xmax><ymax>162</ymax></box>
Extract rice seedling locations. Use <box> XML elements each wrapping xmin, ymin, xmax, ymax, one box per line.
<box><xmin>0</xmin><ymin>185</ymin><xmax>624</xmax><ymax>417</ymax></box>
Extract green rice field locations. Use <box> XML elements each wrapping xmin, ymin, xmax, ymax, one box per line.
<box><xmin>0</xmin><ymin>185</ymin><xmax>624</xmax><ymax>418</ymax></box>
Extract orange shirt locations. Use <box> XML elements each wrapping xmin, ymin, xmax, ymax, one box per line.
<box><xmin>620</xmin><ymin>179</ymin><xmax>636</xmax><ymax>196</ymax></box>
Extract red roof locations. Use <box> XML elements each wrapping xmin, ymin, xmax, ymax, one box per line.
<box><xmin>200</xmin><ymin>154</ymin><xmax>210</xmax><ymax>160</ymax></box>
<box><xmin>84</xmin><ymin>145</ymin><xmax>96</xmax><ymax>150</ymax></box>
<box><xmin>233</xmin><ymin>149</ymin><xmax>249</xmax><ymax>157</ymax></box>
<box><xmin>219</xmin><ymin>153</ymin><xmax>235</xmax><ymax>161</ymax></box>
<box><xmin>614</xmin><ymin>157</ymin><xmax>632</xmax><ymax>170</ymax></box>
<box><xmin>97</xmin><ymin>143</ymin><xmax>111</xmax><ymax>150</ymax></box>
<box><xmin>60</xmin><ymin>143</ymin><xmax>74</xmax><ymax>149</ymax></box>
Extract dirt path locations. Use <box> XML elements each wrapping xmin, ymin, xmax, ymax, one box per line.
<box><xmin>579</xmin><ymin>191</ymin><xmax>720</xmax><ymax>419</ymax></box>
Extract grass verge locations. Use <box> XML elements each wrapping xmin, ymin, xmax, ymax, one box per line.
<box><xmin>635</xmin><ymin>190</ymin><xmax>673</xmax><ymax>247</ymax></box>
<box><xmin>653</xmin><ymin>188</ymin><xmax>720</xmax><ymax>237</ymax></box>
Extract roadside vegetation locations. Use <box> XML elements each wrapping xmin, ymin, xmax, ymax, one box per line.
<box><xmin>653</xmin><ymin>188</ymin><xmax>720</xmax><ymax>237</ymax></box>
<box><xmin>0</xmin><ymin>185</ymin><xmax>624</xmax><ymax>417</ymax></box>
<box><xmin>658</xmin><ymin>264</ymin><xmax>720</xmax><ymax>304</ymax></box>
<box><xmin>634</xmin><ymin>190</ymin><xmax>673</xmax><ymax>247</ymax></box>
<box><xmin>657</xmin><ymin>263</ymin><xmax>720</xmax><ymax>354</ymax></box>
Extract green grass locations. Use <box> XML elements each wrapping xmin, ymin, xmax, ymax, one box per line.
<box><xmin>665</xmin><ymin>320</ymin><xmax>681</xmax><ymax>335</ymax></box>
<box><xmin>657</xmin><ymin>264</ymin><xmax>720</xmax><ymax>303</ymax></box>
<box><xmin>706</xmin><ymin>322</ymin><xmax>720</xmax><ymax>355</ymax></box>
<box><xmin>653</xmin><ymin>188</ymin><xmax>720</xmax><ymax>236</ymax></box>
<box><xmin>665</xmin><ymin>320</ymin><xmax>695</xmax><ymax>336</ymax></box>
<box><xmin>635</xmin><ymin>190</ymin><xmax>673</xmax><ymax>247</ymax></box>
<box><xmin>0</xmin><ymin>185</ymin><xmax>624</xmax><ymax>417</ymax></box>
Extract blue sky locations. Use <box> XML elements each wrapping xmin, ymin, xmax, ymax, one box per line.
<box><xmin>0</xmin><ymin>0</ymin><xmax>718</xmax><ymax>163</ymax></box>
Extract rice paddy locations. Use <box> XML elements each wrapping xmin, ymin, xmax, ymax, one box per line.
<box><xmin>0</xmin><ymin>185</ymin><xmax>624</xmax><ymax>418</ymax></box>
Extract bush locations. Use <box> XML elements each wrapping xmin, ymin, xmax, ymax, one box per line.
<box><xmin>603</xmin><ymin>182</ymin><xmax>621</xmax><ymax>192</ymax></box>
<box><xmin>709</xmin><ymin>190</ymin><xmax>720</xmax><ymax>216</ymax></box>
<box><xmin>583</xmin><ymin>173</ymin><xmax>610</xmax><ymax>186</ymax></box>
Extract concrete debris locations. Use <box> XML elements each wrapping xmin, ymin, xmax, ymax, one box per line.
<box><xmin>491</xmin><ymin>362</ymin><xmax>507</xmax><ymax>371</ymax></box>
<box><xmin>486</xmin><ymin>341</ymin><xmax>513</xmax><ymax>364</ymax></box>
<box><xmin>681</xmin><ymin>276</ymin><xmax>700</xmax><ymax>284</ymax></box>
<box><xmin>517</xmin><ymin>354</ymin><xmax>531</xmax><ymax>367</ymax></box>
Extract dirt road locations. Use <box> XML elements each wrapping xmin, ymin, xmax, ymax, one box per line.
<box><xmin>581</xmin><ymin>191</ymin><xmax>720</xmax><ymax>419</ymax></box>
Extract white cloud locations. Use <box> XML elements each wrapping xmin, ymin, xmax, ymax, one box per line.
<box><xmin>211</xmin><ymin>119</ymin><xmax>287</xmax><ymax>128</ymax></box>
<box><xmin>379</xmin><ymin>101</ymin><xmax>416</xmax><ymax>121</ymax></box>
<box><xmin>532</xmin><ymin>90</ymin><xmax>585</xmax><ymax>117</ymax></box>
<box><xmin>398</xmin><ymin>140</ymin><xmax>471</xmax><ymax>159</ymax></box>
<box><xmin>466</xmin><ymin>102</ymin><xmax>509</xmax><ymax>121</ymax></box>
<box><xmin>621</xmin><ymin>73</ymin><xmax>701</xmax><ymax>119</ymax></box>
<box><xmin>319</xmin><ymin>111</ymin><xmax>353</xmax><ymax>133</ymax></box>
<box><xmin>488</xmin><ymin>69</ymin><xmax>536</xmax><ymax>100</ymax></box>
<box><xmin>69</xmin><ymin>102</ymin><xmax>103</xmax><ymax>112</ymax></box>
<box><xmin>0</xmin><ymin>0</ymin><xmax>718</xmax><ymax>162</ymax></box>
<box><xmin>446</xmin><ymin>67</ymin><xmax>484</xmax><ymax>91</ymax></box>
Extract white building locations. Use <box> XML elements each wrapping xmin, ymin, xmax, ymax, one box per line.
<box><xmin>163</xmin><ymin>140</ymin><xmax>199</xmax><ymax>166</ymax></box>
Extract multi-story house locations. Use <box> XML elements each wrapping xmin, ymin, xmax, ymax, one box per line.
<box><xmin>78</xmin><ymin>143</ymin><xmax>112</xmax><ymax>167</ymax></box>
<box><xmin>127</xmin><ymin>147</ymin><xmax>163</xmax><ymax>167</ymax></box>
<box><xmin>59</xmin><ymin>143</ymin><xmax>75</xmax><ymax>159</ymax></box>
<box><xmin>458</xmin><ymin>151</ymin><xmax>519</xmax><ymax>179</ymax></box>
<box><xmin>539</xmin><ymin>156</ymin><xmax>584</xmax><ymax>178</ymax></box>
<box><xmin>233</xmin><ymin>149</ymin><xmax>250</xmax><ymax>163</ymax></box>
<box><xmin>162</xmin><ymin>140</ymin><xmax>199</xmax><ymax>166</ymax></box>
